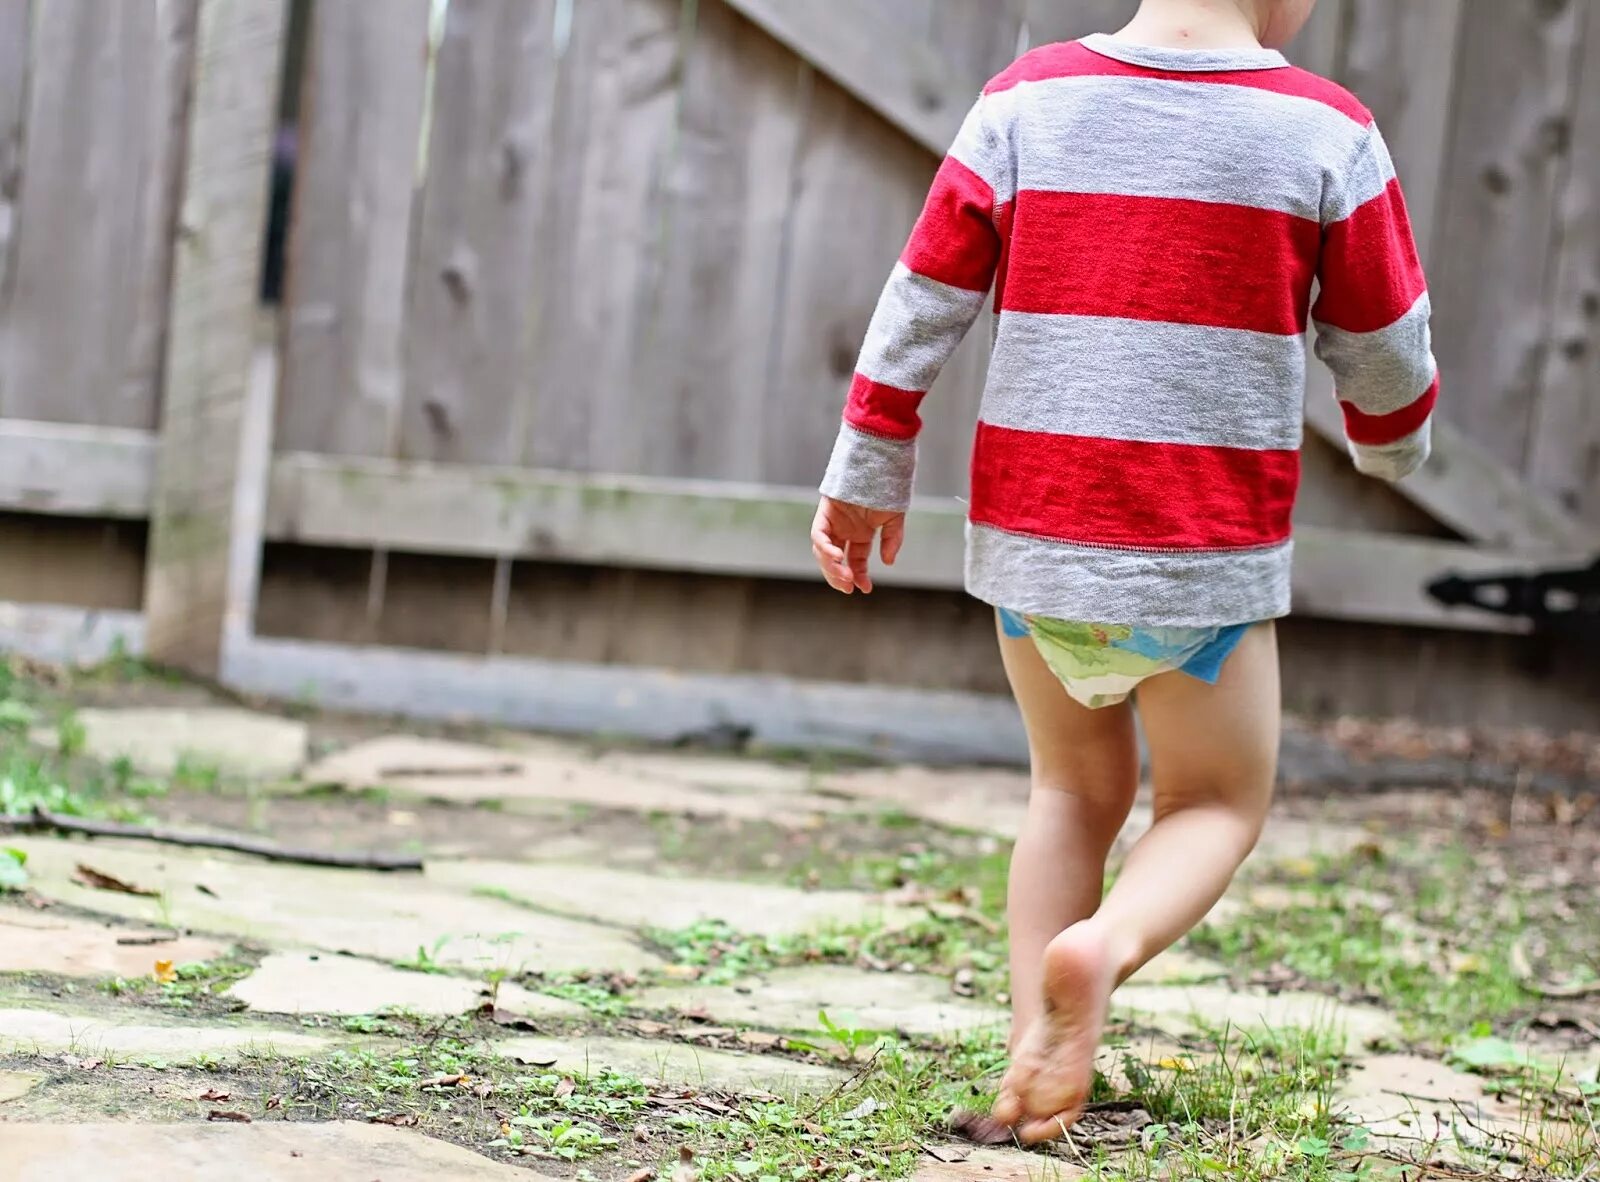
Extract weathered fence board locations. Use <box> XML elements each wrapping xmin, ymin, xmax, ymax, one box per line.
<box><xmin>145</xmin><ymin>0</ymin><xmax>286</xmax><ymax>673</ymax></box>
<box><xmin>0</xmin><ymin>0</ymin><xmax>196</xmax><ymax>429</ymax></box>
<box><xmin>1526</xmin><ymin>4</ymin><xmax>1600</xmax><ymax>525</ymax></box>
<box><xmin>1431</xmin><ymin>0</ymin><xmax>1585</xmax><ymax>475</ymax></box>
<box><xmin>1336</xmin><ymin>0</ymin><xmax>1466</xmax><ymax>265</ymax></box>
<box><xmin>0</xmin><ymin>0</ymin><xmax>28</xmax><ymax>306</ymax></box>
<box><xmin>401</xmin><ymin>0</ymin><xmax>559</xmax><ymax>465</ymax></box>
<box><xmin>517</xmin><ymin>0</ymin><xmax>684</xmax><ymax>475</ymax></box>
<box><xmin>719</xmin><ymin>0</ymin><xmax>985</xmax><ymax>155</ymax></box>
<box><xmin>621</xmin><ymin>0</ymin><xmax>808</xmax><ymax>482</ymax></box>
<box><xmin>277</xmin><ymin>0</ymin><xmax>430</xmax><ymax>456</ymax></box>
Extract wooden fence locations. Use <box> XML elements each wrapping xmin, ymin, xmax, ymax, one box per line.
<box><xmin>0</xmin><ymin>0</ymin><xmax>1596</xmax><ymax>756</ymax></box>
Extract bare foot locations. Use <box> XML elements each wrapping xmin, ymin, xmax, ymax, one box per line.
<box><xmin>991</xmin><ymin>921</ymin><xmax>1117</xmax><ymax>1144</ymax></box>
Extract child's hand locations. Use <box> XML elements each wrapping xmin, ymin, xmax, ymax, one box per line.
<box><xmin>810</xmin><ymin>496</ymin><xmax>905</xmax><ymax>595</ymax></box>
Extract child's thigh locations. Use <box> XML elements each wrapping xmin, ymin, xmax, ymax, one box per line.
<box><xmin>996</xmin><ymin>619</ymin><xmax>1138</xmax><ymax>794</ymax></box>
<box><xmin>1135</xmin><ymin>621</ymin><xmax>1281</xmax><ymax>812</ymax></box>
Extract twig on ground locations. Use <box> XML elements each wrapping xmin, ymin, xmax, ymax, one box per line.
<box><xmin>0</xmin><ymin>807</ymin><xmax>424</xmax><ymax>872</ymax></box>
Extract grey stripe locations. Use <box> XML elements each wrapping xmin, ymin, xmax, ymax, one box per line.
<box><xmin>1349</xmin><ymin>419</ymin><xmax>1431</xmax><ymax>483</ymax></box>
<box><xmin>1314</xmin><ymin>292</ymin><xmax>1435</xmax><ymax>416</ymax></box>
<box><xmin>820</xmin><ymin>424</ymin><xmax>917</xmax><ymax>512</ymax></box>
<box><xmin>1004</xmin><ymin>74</ymin><xmax>1366</xmax><ymax>221</ymax></box>
<box><xmin>948</xmin><ymin>95</ymin><xmax>1013</xmax><ymax>202</ymax></box>
<box><xmin>856</xmin><ymin>263</ymin><xmax>991</xmax><ymax>393</ymax></box>
<box><xmin>1325</xmin><ymin>124</ymin><xmax>1398</xmax><ymax>223</ymax></box>
<box><xmin>967</xmin><ymin>524</ymin><xmax>1292</xmax><ymax>626</ymax></box>
<box><xmin>982</xmin><ymin>313</ymin><xmax>1305</xmax><ymax>450</ymax></box>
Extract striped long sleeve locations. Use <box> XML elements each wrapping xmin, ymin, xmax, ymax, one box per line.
<box><xmin>1312</xmin><ymin>125</ymin><xmax>1438</xmax><ymax>482</ymax></box>
<box><xmin>819</xmin><ymin>98</ymin><xmax>1011</xmax><ymax>511</ymax></box>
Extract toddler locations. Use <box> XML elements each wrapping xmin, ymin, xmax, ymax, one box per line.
<box><xmin>810</xmin><ymin>0</ymin><xmax>1436</xmax><ymax>1145</ymax></box>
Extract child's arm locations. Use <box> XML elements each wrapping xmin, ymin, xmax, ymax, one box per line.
<box><xmin>818</xmin><ymin>97</ymin><xmax>1009</xmax><ymax>514</ymax></box>
<box><xmin>1312</xmin><ymin>124</ymin><xmax>1438</xmax><ymax>483</ymax></box>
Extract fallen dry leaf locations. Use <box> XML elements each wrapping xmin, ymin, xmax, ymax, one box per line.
<box><xmin>206</xmin><ymin>1110</ymin><xmax>252</xmax><ymax>1123</ymax></box>
<box><xmin>632</xmin><ymin>1019</ymin><xmax>672</xmax><ymax>1038</ymax></box>
<box><xmin>154</xmin><ymin>959</ymin><xmax>177</xmax><ymax>985</ymax></box>
<box><xmin>473</xmin><ymin>1081</ymin><xmax>494</xmax><ymax>1100</ymax></box>
<box><xmin>923</xmin><ymin>1144</ymin><xmax>972</xmax><ymax>1163</ymax></box>
<box><xmin>949</xmin><ymin>1108</ymin><xmax>1014</xmax><ymax>1145</ymax></box>
<box><xmin>370</xmin><ymin>1113</ymin><xmax>419</xmax><ymax>1128</ymax></box>
<box><xmin>842</xmin><ymin>1097</ymin><xmax>881</xmax><ymax>1121</ymax></box>
<box><xmin>553</xmin><ymin>1077</ymin><xmax>575</xmax><ymax>1099</ymax></box>
<box><xmin>265</xmin><ymin>1094</ymin><xmax>282</xmax><ymax>1111</ymax></box>
<box><xmin>625</xmin><ymin>1169</ymin><xmax>657</xmax><ymax>1182</ymax></box>
<box><xmin>196</xmin><ymin>1088</ymin><xmax>230</xmax><ymax>1102</ymax></box>
<box><xmin>736</xmin><ymin>1031</ymin><xmax>783</xmax><ymax>1051</ymax></box>
<box><xmin>73</xmin><ymin>864</ymin><xmax>158</xmax><ymax>897</ymax></box>
<box><xmin>662</xmin><ymin>964</ymin><xmax>702</xmax><ymax>981</ymax></box>
<box><xmin>418</xmin><ymin>1074</ymin><xmax>468</xmax><ymax>1090</ymax></box>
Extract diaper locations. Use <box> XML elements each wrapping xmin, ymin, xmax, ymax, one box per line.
<box><xmin>998</xmin><ymin>608</ymin><xmax>1252</xmax><ymax>710</ymax></box>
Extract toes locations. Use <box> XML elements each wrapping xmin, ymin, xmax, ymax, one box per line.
<box><xmin>1016</xmin><ymin>1107</ymin><xmax>1083</xmax><ymax>1146</ymax></box>
<box><xmin>990</xmin><ymin>1086</ymin><xmax>1023</xmax><ymax>1128</ymax></box>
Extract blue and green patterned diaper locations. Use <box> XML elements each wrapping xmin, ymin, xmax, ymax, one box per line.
<box><xmin>998</xmin><ymin>608</ymin><xmax>1252</xmax><ymax>709</ymax></box>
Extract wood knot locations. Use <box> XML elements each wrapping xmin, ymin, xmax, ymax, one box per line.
<box><xmin>1481</xmin><ymin>164</ymin><xmax>1512</xmax><ymax>196</ymax></box>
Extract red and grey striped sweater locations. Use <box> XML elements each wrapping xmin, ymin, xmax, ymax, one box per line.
<box><xmin>820</xmin><ymin>35</ymin><xmax>1437</xmax><ymax>627</ymax></box>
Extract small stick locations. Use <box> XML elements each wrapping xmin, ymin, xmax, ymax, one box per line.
<box><xmin>1</xmin><ymin>807</ymin><xmax>423</xmax><ymax>872</ymax></box>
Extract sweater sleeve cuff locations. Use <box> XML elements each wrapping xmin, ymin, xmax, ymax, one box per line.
<box><xmin>819</xmin><ymin>423</ymin><xmax>916</xmax><ymax>512</ymax></box>
<box><xmin>1350</xmin><ymin>418</ymin><xmax>1431</xmax><ymax>482</ymax></box>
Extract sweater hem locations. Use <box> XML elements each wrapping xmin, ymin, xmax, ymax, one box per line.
<box><xmin>965</xmin><ymin>522</ymin><xmax>1292</xmax><ymax>627</ymax></box>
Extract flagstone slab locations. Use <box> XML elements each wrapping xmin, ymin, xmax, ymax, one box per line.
<box><xmin>914</xmin><ymin>1147</ymin><xmax>1083</xmax><ymax>1180</ymax></box>
<box><xmin>301</xmin><ymin>735</ymin><xmax>844</xmax><ymax>823</ymax></box>
<box><xmin>1339</xmin><ymin>1054</ymin><xmax>1526</xmax><ymax>1141</ymax></box>
<box><xmin>227</xmin><ymin>951</ymin><xmax>583</xmax><ymax>1020</ymax></box>
<box><xmin>596</xmin><ymin>751</ymin><xmax>817</xmax><ymax>796</ymax></box>
<box><xmin>7</xmin><ymin>838</ymin><xmax>660</xmax><ymax>977</ymax></box>
<box><xmin>1125</xmin><ymin>948</ymin><xmax>1228</xmax><ymax>986</ymax></box>
<box><xmin>495</xmin><ymin>1033</ymin><xmax>846</xmax><ymax>1095</ymax></box>
<box><xmin>0</xmin><ymin>909</ymin><xmax>227</xmax><ymax>980</ymax></box>
<box><xmin>0</xmin><ymin>1007</ymin><xmax>332</xmax><ymax>1063</ymax></box>
<box><xmin>428</xmin><ymin>859</ymin><xmax>903</xmax><ymax>938</ymax></box>
<box><xmin>3</xmin><ymin>1121</ymin><xmax>554</xmax><ymax>1181</ymax></box>
<box><xmin>0</xmin><ymin>1069</ymin><xmax>43</xmax><ymax>1103</ymax></box>
<box><xmin>44</xmin><ymin>707</ymin><xmax>308</xmax><ymax>779</ymax></box>
<box><xmin>636</xmin><ymin>966</ymin><xmax>1006</xmax><ymax>1039</ymax></box>
<box><xmin>1112</xmin><ymin>983</ymin><xmax>1398</xmax><ymax>1045</ymax></box>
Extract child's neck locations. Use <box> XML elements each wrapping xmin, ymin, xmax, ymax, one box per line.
<box><xmin>1113</xmin><ymin>0</ymin><xmax>1264</xmax><ymax>51</ymax></box>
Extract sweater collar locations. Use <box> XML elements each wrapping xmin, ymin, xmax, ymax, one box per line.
<box><xmin>1080</xmin><ymin>32</ymin><xmax>1290</xmax><ymax>73</ymax></box>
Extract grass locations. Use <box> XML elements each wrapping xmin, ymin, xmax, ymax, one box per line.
<box><xmin>1189</xmin><ymin>843</ymin><xmax>1571</xmax><ymax>1046</ymax></box>
<box><xmin>102</xmin><ymin>957</ymin><xmax>255</xmax><ymax>1013</ymax></box>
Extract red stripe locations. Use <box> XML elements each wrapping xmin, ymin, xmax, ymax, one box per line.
<box><xmin>1314</xmin><ymin>178</ymin><xmax>1428</xmax><ymax>334</ymax></box>
<box><xmin>992</xmin><ymin>198</ymin><xmax>1016</xmax><ymax>313</ymax></box>
<box><xmin>844</xmin><ymin>374</ymin><xmax>925</xmax><ymax>441</ymax></box>
<box><xmin>1342</xmin><ymin>376</ymin><xmax>1439</xmax><ymax>446</ymax></box>
<box><xmin>901</xmin><ymin>156</ymin><xmax>1001</xmax><ymax>293</ymax></box>
<box><xmin>1001</xmin><ymin>191</ymin><xmax>1319</xmax><ymax>335</ymax></box>
<box><xmin>985</xmin><ymin>40</ymin><xmax>1371</xmax><ymax>124</ymax></box>
<box><xmin>969</xmin><ymin>423</ymin><xmax>1298</xmax><ymax>551</ymax></box>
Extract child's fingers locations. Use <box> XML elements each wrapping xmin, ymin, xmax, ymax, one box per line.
<box><xmin>848</xmin><ymin>539</ymin><xmax>873</xmax><ymax>594</ymax></box>
<box><xmin>811</xmin><ymin>520</ymin><xmax>855</xmax><ymax>594</ymax></box>
<box><xmin>810</xmin><ymin>521</ymin><xmax>846</xmax><ymax>564</ymax></box>
<box><xmin>813</xmin><ymin>546</ymin><xmax>855</xmax><ymax>594</ymax></box>
<box><xmin>880</xmin><ymin>516</ymin><xmax>905</xmax><ymax>566</ymax></box>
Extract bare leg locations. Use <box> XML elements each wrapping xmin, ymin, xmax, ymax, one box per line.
<box><xmin>997</xmin><ymin>618</ymin><xmax>1140</xmax><ymax>1049</ymax></box>
<box><xmin>995</xmin><ymin>622</ymin><xmax>1280</xmax><ymax>1144</ymax></box>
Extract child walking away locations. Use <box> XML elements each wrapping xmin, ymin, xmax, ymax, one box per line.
<box><xmin>810</xmin><ymin>0</ymin><xmax>1436</xmax><ymax>1147</ymax></box>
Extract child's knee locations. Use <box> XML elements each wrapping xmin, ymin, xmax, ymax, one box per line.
<box><xmin>1152</xmin><ymin>770</ymin><xmax>1271</xmax><ymax>840</ymax></box>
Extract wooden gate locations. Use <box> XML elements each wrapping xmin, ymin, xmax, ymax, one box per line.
<box><xmin>0</xmin><ymin>0</ymin><xmax>1595</xmax><ymax>753</ymax></box>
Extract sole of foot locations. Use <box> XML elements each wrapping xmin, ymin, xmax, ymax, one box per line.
<box><xmin>992</xmin><ymin>921</ymin><xmax>1117</xmax><ymax>1145</ymax></box>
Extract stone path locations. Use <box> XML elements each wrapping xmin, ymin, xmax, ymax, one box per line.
<box><xmin>2</xmin><ymin>703</ymin><xmax>1593</xmax><ymax>1179</ymax></box>
<box><xmin>6</xmin><ymin>1121</ymin><xmax>558</xmax><ymax>1181</ymax></box>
